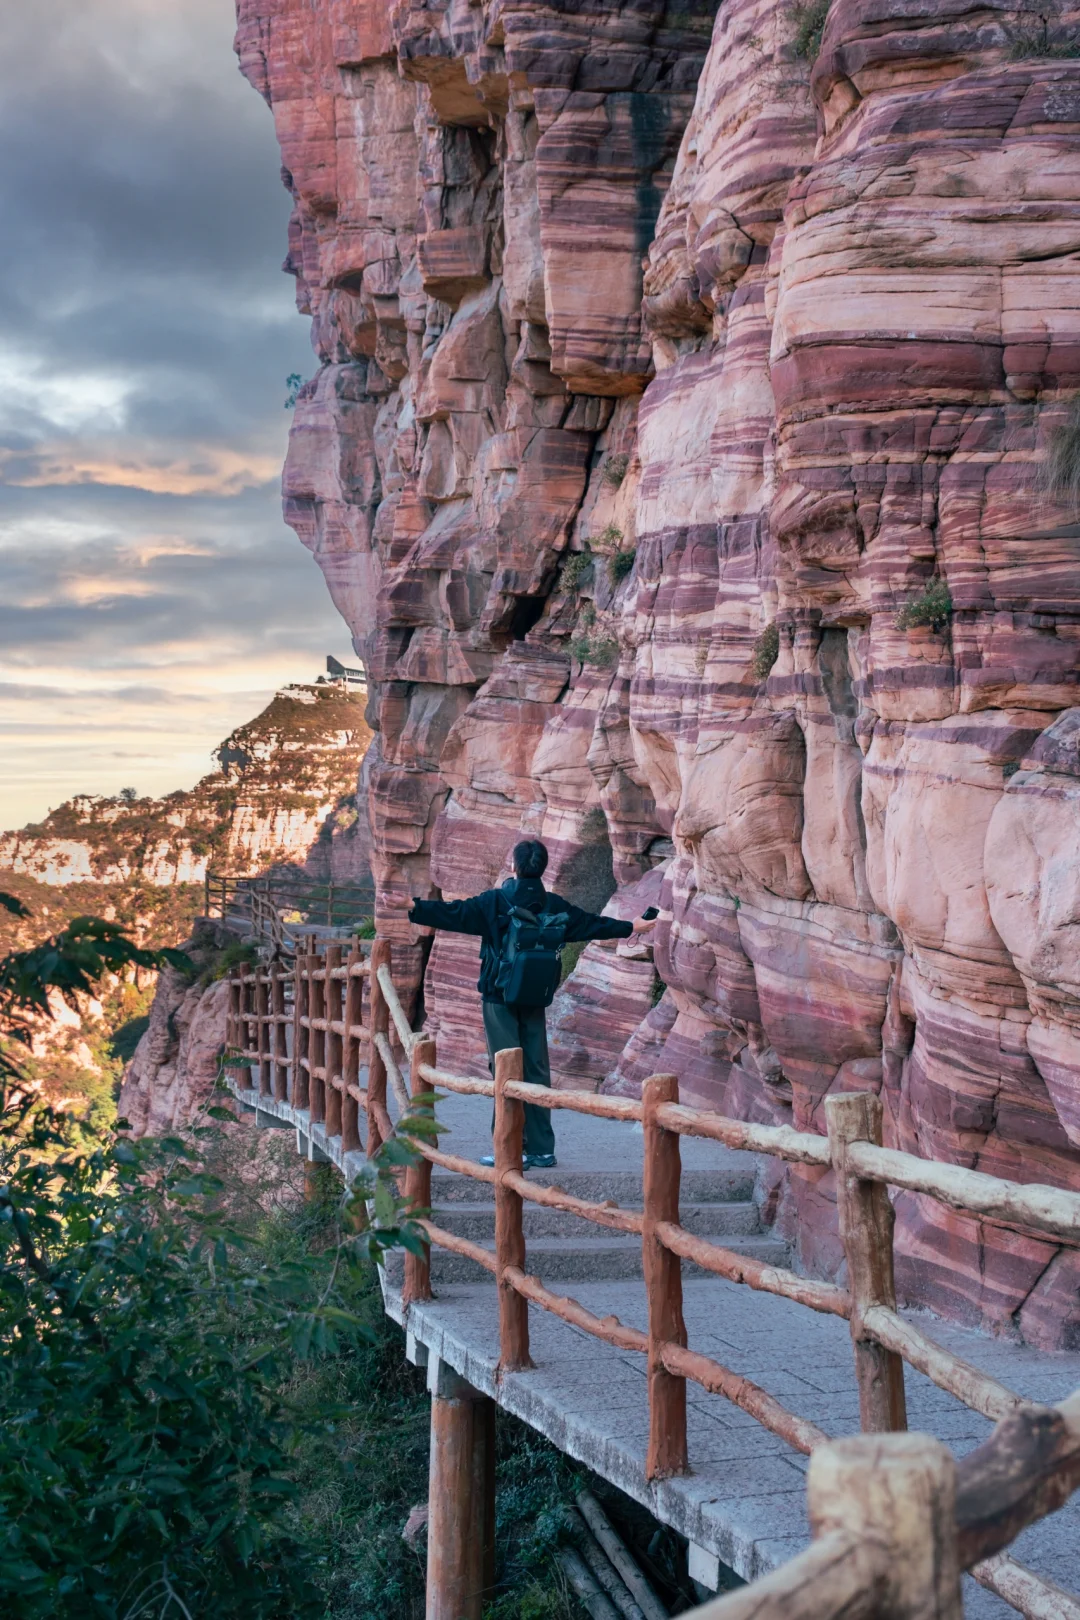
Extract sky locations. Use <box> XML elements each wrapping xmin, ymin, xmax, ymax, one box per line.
<box><xmin>0</xmin><ymin>0</ymin><xmax>352</xmax><ymax>830</ymax></box>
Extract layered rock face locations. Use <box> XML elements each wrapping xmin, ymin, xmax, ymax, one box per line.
<box><xmin>0</xmin><ymin>684</ymin><xmax>373</xmax><ymax>887</ymax></box>
<box><xmin>119</xmin><ymin>921</ymin><xmax>234</xmax><ymax>1135</ymax></box>
<box><xmin>237</xmin><ymin>0</ymin><xmax>1080</xmax><ymax>1347</ymax></box>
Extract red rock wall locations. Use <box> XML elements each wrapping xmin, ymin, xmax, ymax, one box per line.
<box><xmin>236</xmin><ymin>0</ymin><xmax>1080</xmax><ymax>1347</ymax></box>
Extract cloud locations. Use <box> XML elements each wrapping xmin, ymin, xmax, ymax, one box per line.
<box><xmin>0</xmin><ymin>0</ymin><xmax>352</xmax><ymax>830</ymax></box>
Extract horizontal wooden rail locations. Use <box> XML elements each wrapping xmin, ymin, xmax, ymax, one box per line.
<box><xmin>955</xmin><ymin>1389</ymin><xmax>1080</xmax><ymax>1568</ymax></box>
<box><xmin>654</xmin><ymin>1221</ymin><xmax>851</xmax><ymax>1318</ymax></box>
<box><xmin>376</xmin><ymin>961</ymin><xmax>418</xmax><ymax>1055</ymax></box>
<box><xmin>972</xmin><ymin>1553</ymin><xmax>1080</xmax><ymax>1619</ymax></box>
<box><xmin>504</xmin><ymin>1265</ymin><xmax>828</xmax><ymax>1457</ymax></box>
<box><xmin>418</xmin><ymin>1061</ymin><xmax>494</xmax><ymax>1098</ymax></box>
<box><xmin>503</xmin><ymin>1267</ymin><xmax>650</xmax><ymax>1354</ymax></box>
<box><xmin>658</xmin><ymin>1341</ymin><xmax>830</xmax><ymax>1456</ymax></box>
<box><xmin>655</xmin><ymin>1102</ymin><xmax>832</xmax><ymax>1167</ymax></box>
<box><xmin>502</xmin><ymin>1172</ymin><xmax>643</xmax><ymax>1235</ymax></box>
<box><xmin>225</xmin><ymin>944</ymin><xmax>1080</xmax><ymax>1620</ymax></box>
<box><xmin>859</xmin><ymin>1306</ymin><xmax>1023</xmax><ymax>1423</ymax></box>
<box><xmin>846</xmin><ymin>1142</ymin><xmax>1080</xmax><ymax>1245</ymax></box>
<box><xmin>503</xmin><ymin>1080</ymin><xmax>643</xmax><ymax>1122</ymax></box>
<box><xmin>421</xmin><ymin>1220</ymin><xmax>498</xmax><ymax>1275</ymax></box>
<box><xmin>687</xmin><ymin>1528</ymin><xmax>873</xmax><ymax>1620</ymax></box>
<box><xmin>416</xmin><ymin>1144</ymin><xmax>497</xmax><ymax>1185</ymax></box>
<box><xmin>374</xmin><ymin>1030</ymin><xmax>411</xmax><ymax>1114</ymax></box>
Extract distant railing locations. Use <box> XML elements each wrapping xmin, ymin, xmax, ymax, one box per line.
<box><xmin>223</xmin><ymin>938</ymin><xmax>1080</xmax><ymax>1620</ymax></box>
<box><xmin>205</xmin><ymin>869</ymin><xmax>375</xmax><ymax>951</ymax></box>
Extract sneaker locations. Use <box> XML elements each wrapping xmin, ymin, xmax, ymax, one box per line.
<box><xmin>523</xmin><ymin>1153</ymin><xmax>557</xmax><ymax>1170</ymax></box>
<box><xmin>479</xmin><ymin>1153</ymin><xmax>495</xmax><ymax>1167</ymax></box>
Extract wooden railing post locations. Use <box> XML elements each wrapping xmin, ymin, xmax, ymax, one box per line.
<box><xmin>643</xmin><ymin>1073</ymin><xmax>688</xmax><ymax>1479</ymax></box>
<box><xmin>294</xmin><ymin>953</ymin><xmax>310</xmax><ymax>1111</ymax></box>
<box><xmin>809</xmin><ymin>1432</ymin><xmax>962</xmax><ymax>1619</ymax></box>
<box><xmin>236</xmin><ymin>963</ymin><xmax>250</xmax><ymax>1081</ymax></box>
<box><xmin>427</xmin><ymin>1365</ymin><xmax>496</xmax><ymax>1620</ymax></box>
<box><xmin>324</xmin><ymin>943</ymin><xmax>343</xmax><ymax>1140</ymax></box>
<box><xmin>494</xmin><ymin>1046</ymin><xmax>532</xmax><ymax>1371</ymax></box>
<box><xmin>342</xmin><ymin>944</ymin><xmax>363</xmax><ymax>1152</ymax></box>
<box><xmin>825</xmin><ymin>1091</ymin><xmax>908</xmax><ymax>1434</ymax></box>
<box><xmin>309</xmin><ymin>948</ymin><xmax>326</xmax><ymax>1126</ymax></box>
<box><xmin>255</xmin><ymin>967</ymin><xmax>270</xmax><ymax>1096</ymax></box>
<box><xmin>271</xmin><ymin>962</ymin><xmax>288</xmax><ymax>1102</ymax></box>
<box><xmin>367</xmin><ymin>938</ymin><xmax>392</xmax><ymax>1156</ymax></box>
<box><xmin>226</xmin><ymin>969</ymin><xmax>240</xmax><ymax>1064</ymax></box>
<box><xmin>403</xmin><ymin>1035</ymin><xmax>437</xmax><ymax>1306</ymax></box>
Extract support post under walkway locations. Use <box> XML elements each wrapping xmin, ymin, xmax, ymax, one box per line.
<box><xmin>426</xmin><ymin>1356</ymin><xmax>496</xmax><ymax>1620</ymax></box>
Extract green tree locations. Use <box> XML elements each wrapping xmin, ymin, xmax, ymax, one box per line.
<box><xmin>0</xmin><ymin>895</ymin><xmax>431</xmax><ymax>1618</ymax></box>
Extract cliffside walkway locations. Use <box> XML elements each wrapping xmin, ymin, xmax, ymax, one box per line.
<box><xmin>223</xmin><ymin>943</ymin><xmax>1080</xmax><ymax>1620</ymax></box>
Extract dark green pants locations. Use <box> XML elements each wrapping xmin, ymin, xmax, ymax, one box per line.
<box><xmin>482</xmin><ymin>999</ymin><xmax>556</xmax><ymax>1159</ymax></box>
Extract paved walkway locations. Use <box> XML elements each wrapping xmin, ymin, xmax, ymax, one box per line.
<box><xmin>233</xmin><ymin>1079</ymin><xmax>1080</xmax><ymax>1615</ymax></box>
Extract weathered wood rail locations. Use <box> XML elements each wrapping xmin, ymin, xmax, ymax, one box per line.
<box><xmin>224</xmin><ymin>940</ymin><xmax>1080</xmax><ymax>1620</ymax></box>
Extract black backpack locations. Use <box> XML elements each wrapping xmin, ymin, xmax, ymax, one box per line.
<box><xmin>495</xmin><ymin>901</ymin><xmax>569</xmax><ymax>1009</ymax></box>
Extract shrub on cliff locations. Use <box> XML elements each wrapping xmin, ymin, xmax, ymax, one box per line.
<box><xmin>560</xmin><ymin>548</ymin><xmax>594</xmax><ymax>594</ymax></box>
<box><xmin>569</xmin><ymin>633</ymin><xmax>620</xmax><ymax>668</ymax></box>
<box><xmin>894</xmin><ymin>578</ymin><xmax>953</xmax><ymax>632</ymax></box>
<box><xmin>789</xmin><ymin>0</ymin><xmax>831</xmax><ymax>59</ymax></box>
<box><xmin>1007</xmin><ymin>22</ymin><xmax>1080</xmax><ymax>58</ymax></box>
<box><xmin>607</xmin><ymin>546</ymin><xmax>637</xmax><ymax>588</ymax></box>
<box><xmin>751</xmin><ymin>622</ymin><xmax>780</xmax><ymax>680</ymax></box>
<box><xmin>1040</xmin><ymin>393</ymin><xmax>1080</xmax><ymax>509</ymax></box>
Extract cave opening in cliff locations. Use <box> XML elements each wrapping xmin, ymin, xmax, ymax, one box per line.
<box><xmin>505</xmin><ymin>592</ymin><xmax>548</xmax><ymax>642</ymax></box>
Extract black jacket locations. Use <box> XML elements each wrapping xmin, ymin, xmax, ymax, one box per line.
<box><xmin>408</xmin><ymin>875</ymin><xmax>634</xmax><ymax>1003</ymax></box>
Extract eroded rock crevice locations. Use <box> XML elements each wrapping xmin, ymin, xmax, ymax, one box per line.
<box><xmin>236</xmin><ymin>0</ymin><xmax>1080</xmax><ymax>1347</ymax></box>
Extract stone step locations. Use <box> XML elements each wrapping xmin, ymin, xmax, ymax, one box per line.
<box><xmin>428</xmin><ymin>1200</ymin><xmax>765</xmax><ymax>1243</ymax></box>
<box><xmin>384</xmin><ymin>1231</ymin><xmax>790</xmax><ymax>1287</ymax></box>
<box><xmin>428</xmin><ymin>1165</ymin><xmax>756</xmax><ymax>1206</ymax></box>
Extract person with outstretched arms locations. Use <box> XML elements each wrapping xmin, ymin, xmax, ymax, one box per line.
<box><xmin>408</xmin><ymin>839</ymin><xmax>657</xmax><ymax>1168</ymax></box>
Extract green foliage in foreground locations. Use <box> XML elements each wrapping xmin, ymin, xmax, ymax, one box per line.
<box><xmin>0</xmin><ymin>898</ymin><xmax>433</xmax><ymax>1618</ymax></box>
<box><xmin>0</xmin><ymin>1087</ymin><xmax>440</xmax><ymax>1618</ymax></box>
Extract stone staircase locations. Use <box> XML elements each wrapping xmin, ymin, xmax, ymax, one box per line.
<box><xmin>386</xmin><ymin>1161</ymin><xmax>789</xmax><ymax>1287</ymax></box>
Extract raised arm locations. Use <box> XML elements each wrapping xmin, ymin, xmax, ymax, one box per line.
<box><xmin>408</xmin><ymin>893</ymin><xmax>494</xmax><ymax>939</ymax></box>
<box><xmin>558</xmin><ymin>901</ymin><xmax>635</xmax><ymax>945</ymax></box>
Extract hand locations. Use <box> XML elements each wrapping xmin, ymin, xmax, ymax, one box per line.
<box><xmin>631</xmin><ymin>915</ymin><xmax>656</xmax><ymax>934</ymax></box>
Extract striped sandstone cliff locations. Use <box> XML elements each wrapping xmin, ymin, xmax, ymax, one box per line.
<box><xmin>236</xmin><ymin>0</ymin><xmax>1080</xmax><ymax>1348</ymax></box>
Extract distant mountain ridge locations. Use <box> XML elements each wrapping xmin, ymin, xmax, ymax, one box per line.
<box><xmin>0</xmin><ymin>683</ymin><xmax>374</xmax><ymax>889</ymax></box>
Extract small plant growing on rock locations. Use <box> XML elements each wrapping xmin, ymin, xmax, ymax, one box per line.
<box><xmin>789</xmin><ymin>0</ymin><xmax>831</xmax><ymax>60</ymax></box>
<box><xmin>561</xmin><ymin>547</ymin><xmax>593</xmax><ymax>594</ymax></box>
<box><xmin>569</xmin><ymin>633</ymin><xmax>620</xmax><ymax>668</ymax></box>
<box><xmin>598</xmin><ymin>523</ymin><xmax>623</xmax><ymax>547</ymax></box>
<box><xmin>895</xmin><ymin>579</ymin><xmax>953</xmax><ymax>632</ymax></box>
<box><xmin>1040</xmin><ymin>394</ymin><xmax>1080</xmax><ymax>509</ymax></box>
<box><xmin>284</xmin><ymin>371</ymin><xmax>303</xmax><ymax>409</ymax></box>
<box><xmin>751</xmin><ymin>622</ymin><xmax>780</xmax><ymax>679</ymax></box>
<box><xmin>580</xmin><ymin>806</ymin><xmax>609</xmax><ymax>840</ymax></box>
<box><xmin>607</xmin><ymin>547</ymin><xmax>637</xmax><ymax>588</ymax></box>
<box><xmin>1002</xmin><ymin>761</ymin><xmax>1022</xmax><ymax>780</ymax></box>
<box><xmin>603</xmin><ymin>453</ymin><xmax>630</xmax><ymax>488</ymax></box>
<box><xmin>1007</xmin><ymin>22</ymin><xmax>1080</xmax><ymax>59</ymax></box>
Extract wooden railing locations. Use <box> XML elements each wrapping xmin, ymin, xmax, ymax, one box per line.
<box><xmin>224</xmin><ymin>940</ymin><xmax>1080</xmax><ymax>1620</ymax></box>
<box><xmin>206</xmin><ymin>870</ymin><xmax>376</xmax><ymax>949</ymax></box>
